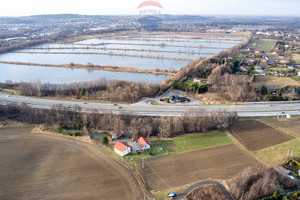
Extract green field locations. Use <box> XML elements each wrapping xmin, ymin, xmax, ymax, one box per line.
<box><xmin>183</xmin><ymin>79</ymin><xmax>207</xmax><ymax>87</ymax></box>
<box><xmin>250</xmin><ymin>39</ymin><xmax>276</xmax><ymax>52</ymax></box>
<box><xmin>110</xmin><ymin>132</ymin><xmax>233</xmax><ymax>162</ymax></box>
<box><xmin>162</xmin><ymin>132</ymin><xmax>233</xmax><ymax>154</ymax></box>
<box><xmin>253</xmin><ymin>138</ymin><xmax>300</xmax><ymax>166</ymax></box>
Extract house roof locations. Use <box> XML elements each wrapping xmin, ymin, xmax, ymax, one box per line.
<box><xmin>138</xmin><ymin>137</ymin><xmax>150</xmax><ymax>147</ymax></box>
<box><xmin>114</xmin><ymin>142</ymin><xmax>132</xmax><ymax>152</ymax></box>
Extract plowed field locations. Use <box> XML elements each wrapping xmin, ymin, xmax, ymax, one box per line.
<box><xmin>138</xmin><ymin>144</ymin><xmax>259</xmax><ymax>191</ymax></box>
<box><xmin>229</xmin><ymin>120</ymin><xmax>293</xmax><ymax>151</ymax></box>
<box><xmin>0</xmin><ymin>127</ymin><xmax>142</xmax><ymax>200</ymax></box>
<box><xmin>261</xmin><ymin>118</ymin><xmax>300</xmax><ymax>136</ymax></box>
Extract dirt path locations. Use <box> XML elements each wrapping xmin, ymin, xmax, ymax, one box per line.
<box><xmin>175</xmin><ymin>181</ymin><xmax>234</xmax><ymax>200</ymax></box>
<box><xmin>0</xmin><ymin>127</ymin><xmax>143</xmax><ymax>200</ymax></box>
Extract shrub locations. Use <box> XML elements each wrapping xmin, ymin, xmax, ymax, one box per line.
<box><xmin>55</xmin><ymin>125</ymin><xmax>63</xmax><ymax>133</ymax></box>
<box><xmin>267</xmin><ymin>94</ymin><xmax>283</xmax><ymax>101</ymax></box>
<box><xmin>62</xmin><ymin>129</ymin><xmax>71</xmax><ymax>136</ymax></box>
<box><xmin>79</xmin><ymin>88</ymin><xmax>86</xmax><ymax>97</ymax></box>
<box><xmin>261</xmin><ymin>86</ymin><xmax>268</xmax><ymax>95</ymax></box>
<box><xmin>73</xmin><ymin>131</ymin><xmax>81</xmax><ymax>137</ymax></box>
<box><xmin>102</xmin><ymin>136</ymin><xmax>109</xmax><ymax>145</ymax></box>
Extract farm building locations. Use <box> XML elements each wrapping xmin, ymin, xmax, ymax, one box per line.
<box><xmin>138</xmin><ymin>137</ymin><xmax>151</xmax><ymax>150</ymax></box>
<box><xmin>114</xmin><ymin>142</ymin><xmax>132</xmax><ymax>156</ymax></box>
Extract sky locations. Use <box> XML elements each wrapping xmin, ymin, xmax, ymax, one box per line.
<box><xmin>1</xmin><ymin>0</ymin><xmax>300</xmax><ymax>17</ymax></box>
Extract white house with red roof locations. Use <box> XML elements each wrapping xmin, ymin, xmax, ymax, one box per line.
<box><xmin>138</xmin><ymin>137</ymin><xmax>151</xmax><ymax>150</ymax></box>
<box><xmin>114</xmin><ymin>142</ymin><xmax>132</xmax><ymax>157</ymax></box>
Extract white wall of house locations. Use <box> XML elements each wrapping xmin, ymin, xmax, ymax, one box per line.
<box><xmin>114</xmin><ymin>147</ymin><xmax>132</xmax><ymax>156</ymax></box>
<box><xmin>298</xmin><ymin>72</ymin><xmax>300</xmax><ymax>77</ymax></box>
<box><xmin>142</xmin><ymin>144</ymin><xmax>151</xmax><ymax>150</ymax></box>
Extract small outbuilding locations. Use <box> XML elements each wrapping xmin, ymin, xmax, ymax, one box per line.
<box><xmin>138</xmin><ymin>137</ymin><xmax>151</xmax><ymax>150</ymax></box>
<box><xmin>114</xmin><ymin>142</ymin><xmax>132</xmax><ymax>157</ymax></box>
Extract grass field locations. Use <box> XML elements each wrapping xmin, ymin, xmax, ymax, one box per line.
<box><xmin>254</xmin><ymin>76</ymin><xmax>300</xmax><ymax>89</ymax></box>
<box><xmin>183</xmin><ymin>79</ymin><xmax>207</xmax><ymax>87</ymax></box>
<box><xmin>161</xmin><ymin>132</ymin><xmax>233</xmax><ymax>154</ymax></box>
<box><xmin>228</xmin><ymin>120</ymin><xmax>293</xmax><ymax>151</ymax></box>
<box><xmin>253</xmin><ymin>138</ymin><xmax>300</xmax><ymax>166</ymax></box>
<box><xmin>293</xmin><ymin>54</ymin><xmax>300</xmax><ymax>64</ymax></box>
<box><xmin>115</xmin><ymin>132</ymin><xmax>232</xmax><ymax>162</ymax></box>
<box><xmin>138</xmin><ymin>144</ymin><xmax>259</xmax><ymax>191</ymax></box>
<box><xmin>0</xmin><ymin>127</ymin><xmax>142</xmax><ymax>200</ymax></box>
<box><xmin>291</xmin><ymin>75</ymin><xmax>300</xmax><ymax>81</ymax></box>
<box><xmin>250</xmin><ymin>39</ymin><xmax>276</xmax><ymax>52</ymax></box>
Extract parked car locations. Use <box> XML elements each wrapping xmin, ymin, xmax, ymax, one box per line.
<box><xmin>168</xmin><ymin>192</ymin><xmax>177</xmax><ymax>198</ymax></box>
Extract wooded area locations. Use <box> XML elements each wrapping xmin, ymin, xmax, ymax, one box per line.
<box><xmin>0</xmin><ymin>104</ymin><xmax>237</xmax><ymax>138</ymax></box>
<box><xmin>16</xmin><ymin>79</ymin><xmax>160</xmax><ymax>103</ymax></box>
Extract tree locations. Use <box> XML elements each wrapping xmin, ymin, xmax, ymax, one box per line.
<box><xmin>79</xmin><ymin>88</ymin><xmax>86</xmax><ymax>97</ymax></box>
<box><xmin>261</xmin><ymin>86</ymin><xmax>268</xmax><ymax>95</ymax></box>
<box><xmin>102</xmin><ymin>136</ymin><xmax>109</xmax><ymax>145</ymax></box>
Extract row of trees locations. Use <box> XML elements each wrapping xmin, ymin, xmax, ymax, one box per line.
<box><xmin>17</xmin><ymin>79</ymin><xmax>161</xmax><ymax>103</ymax></box>
<box><xmin>0</xmin><ymin>104</ymin><xmax>237</xmax><ymax>138</ymax></box>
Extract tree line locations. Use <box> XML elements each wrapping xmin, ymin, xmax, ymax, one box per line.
<box><xmin>0</xmin><ymin>104</ymin><xmax>237</xmax><ymax>138</ymax></box>
<box><xmin>16</xmin><ymin>79</ymin><xmax>161</xmax><ymax>103</ymax></box>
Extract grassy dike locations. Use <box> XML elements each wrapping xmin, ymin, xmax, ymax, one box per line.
<box><xmin>0</xmin><ymin>61</ymin><xmax>176</xmax><ymax>76</ymax></box>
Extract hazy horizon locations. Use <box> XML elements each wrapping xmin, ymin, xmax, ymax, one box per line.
<box><xmin>1</xmin><ymin>0</ymin><xmax>300</xmax><ymax>17</ymax></box>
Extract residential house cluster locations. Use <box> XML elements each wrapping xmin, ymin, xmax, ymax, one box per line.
<box><xmin>114</xmin><ymin>137</ymin><xmax>151</xmax><ymax>157</ymax></box>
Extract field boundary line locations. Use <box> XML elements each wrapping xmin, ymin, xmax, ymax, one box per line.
<box><xmin>225</xmin><ymin>131</ymin><xmax>261</xmax><ymax>164</ymax></box>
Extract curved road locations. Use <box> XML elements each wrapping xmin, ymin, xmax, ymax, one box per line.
<box><xmin>175</xmin><ymin>180</ymin><xmax>234</xmax><ymax>200</ymax></box>
<box><xmin>1</xmin><ymin>94</ymin><xmax>300</xmax><ymax>117</ymax></box>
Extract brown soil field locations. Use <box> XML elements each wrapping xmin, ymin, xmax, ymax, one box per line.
<box><xmin>261</xmin><ymin>118</ymin><xmax>300</xmax><ymax>136</ymax></box>
<box><xmin>228</xmin><ymin>120</ymin><xmax>293</xmax><ymax>151</ymax></box>
<box><xmin>138</xmin><ymin>144</ymin><xmax>259</xmax><ymax>191</ymax></box>
<box><xmin>0</xmin><ymin>127</ymin><xmax>143</xmax><ymax>200</ymax></box>
<box><xmin>254</xmin><ymin>76</ymin><xmax>300</xmax><ymax>89</ymax></box>
<box><xmin>185</xmin><ymin>185</ymin><xmax>227</xmax><ymax>200</ymax></box>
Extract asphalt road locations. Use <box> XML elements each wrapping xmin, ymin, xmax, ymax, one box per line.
<box><xmin>175</xmin><ymin>180</ymin><xmax>234</xmax><ymax>200</ymax></box>
<box><xmin>1</xmin><ymin>94</ymin><xmax>300</xmax><ymax>117</ymax></box>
